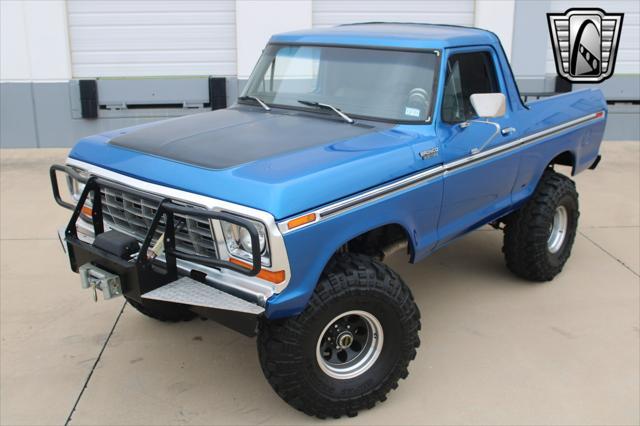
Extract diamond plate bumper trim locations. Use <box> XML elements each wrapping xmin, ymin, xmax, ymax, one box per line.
<box><xmin>141</xmin><ymin>277</ymin><xmax>265</xmax><ymax>315</ymax></box>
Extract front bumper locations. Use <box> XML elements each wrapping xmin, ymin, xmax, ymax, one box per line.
<box><xmin>63</xmin><ymin>230</ymin><xmax>263</xmax><ymax>335</ymax></box>
<box><xmin>51</xmin><ymin>164</ymin><xmax>275</xmax><ymax>336</ymax></box>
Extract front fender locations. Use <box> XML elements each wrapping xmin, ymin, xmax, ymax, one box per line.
<box><xmin>265</xmin><ymin>175</ymin><xmax>443</xmax><ymax>319</ymax></box>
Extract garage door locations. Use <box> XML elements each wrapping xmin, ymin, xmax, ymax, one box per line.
<box><xmin>545</xmin><ymin>0</ymin><xmax>639</xmax><ymax>75</ymax></box>
<box><xmin>67</xmin><ymin>0</ymin><xmax>236</xmax><ymax>78</ymax></box>
<box><xmin>313</xmin><ymin>0</ymin><xmax>475</xmax><ymax>28</ymax></box>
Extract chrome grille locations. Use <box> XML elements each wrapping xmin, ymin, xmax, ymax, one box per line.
<box><xmin>99</xmin><ymin>187</ymin><xmax>217</xmax><ymax>258</ymax></box>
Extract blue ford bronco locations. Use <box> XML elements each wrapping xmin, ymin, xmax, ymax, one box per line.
<box><xmin>51</xmin><ymin>23</ymin><xmax>606</xmax><ymax>418</ymax></box>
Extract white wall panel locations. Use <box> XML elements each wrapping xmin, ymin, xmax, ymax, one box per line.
<box><xmin>544</xmin><ymin>0</ymin><xmax>639</xmax><ymax>75</ymax></box>
<box><xmin>67</xmin><ymin>0</ymin><xmax>236</xmax><ymax>77</ymax></box>
<box><xmin>235</xmin><ymin>0</ymin><xmax>312</xmax><ymax>79</ymax></box>
<box><xmin>475</xmin><ymin>0</ymin><xmax>515</xmax><ymax>59</ymax></box>
<box><xmin>1</xmin><ymin>0</ymin><xmax>71</xmax><ymax>81</ymax></box>
<box><xmin>0</xmin><ymin>1</ymin><xmax>31</xmax><ymax>80</ymax></box>
<box><xmin>313</xmin><ymin>0</ymin><xmax>475</xmax><ymax>28</ymax></box>
<box><xmin>23</xmin><ymin>1</ymin><xmax>73</xmax><ymax>80</ymax></box>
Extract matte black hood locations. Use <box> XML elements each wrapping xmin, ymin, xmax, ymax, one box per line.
<box><xmin>109</xmin><ymin>106</ymin><xmax>384</xmax><ymax>170</ymax></box>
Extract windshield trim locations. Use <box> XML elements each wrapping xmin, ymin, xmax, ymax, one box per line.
<box><xmin>240</xmin><ymin>43</ymin><xmax>442</xmax><ymax>125</ymax></box>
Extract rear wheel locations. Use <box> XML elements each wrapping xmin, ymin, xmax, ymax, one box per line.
<box><xmin>125</xmin><ymin>296</ymin><xmax>196</xmax><ymax>322</ymax></box>
<box><xmin>502</xmin><ymin>170</ymin><xmax>579</xmax><ymax>281</ymax></box>
<box><xmin>257</xmin><ymin>253</ymin><xmax>421</xmax><ymax>419</ymax></box>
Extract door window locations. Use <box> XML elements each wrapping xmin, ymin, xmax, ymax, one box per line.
<box><xmin>441</xmin><ymin>51</ymin><xmax>500</xmax><ymax>123</ymax></box>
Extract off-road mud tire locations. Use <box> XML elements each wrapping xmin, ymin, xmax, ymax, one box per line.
<box><xmin>503</xmin><ymin>170</ymin><xmax>579</xmax><ymax>281</ymax></box>
<box><xmin>257</xmin><ymin>253</ymin><xmax>421</xmax><ymax>419</ymax></box>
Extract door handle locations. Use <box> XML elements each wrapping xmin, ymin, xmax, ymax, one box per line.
<box><xmin>501</xmin><ymin>127</ymin><xmax>516</xmax><ymax>136</ymax></box>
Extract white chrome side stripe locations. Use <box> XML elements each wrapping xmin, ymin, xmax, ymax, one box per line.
<box><xmin>318</xmin><ymin>165</ymin><xmax>444</xmax><ymax>219</ymax></box>
<box><xmin>278</xmin><ymin>110</ymin><xmax>604</xmax><ymax>234</ymax></box>
<box><xmin>443</xmin><ymin>110</ymin><xmax>603</xmax><ymax>173</ymax></box>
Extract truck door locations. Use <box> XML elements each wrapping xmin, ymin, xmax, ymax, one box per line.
<box><xmin>436</xmin><ymin>48</ymin><xmax>521</xmax><ymax>246</ymax></box>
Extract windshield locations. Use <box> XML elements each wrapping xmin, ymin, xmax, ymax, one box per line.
<box><xmin>241</xmin><ymin>44</ymin><xmax>439</xmax><ymax>123</ymax></box>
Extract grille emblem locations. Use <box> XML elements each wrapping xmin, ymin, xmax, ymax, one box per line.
<box><xmin>547</xmin><ymin>8</ymin><xmax>623</xmax><ymax>83</ymax></box>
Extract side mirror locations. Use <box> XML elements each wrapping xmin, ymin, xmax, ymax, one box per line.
<box><xmin>470</xmin><ymin>93</ymin><xmax>506</xmax><ymax>118</ymax></box>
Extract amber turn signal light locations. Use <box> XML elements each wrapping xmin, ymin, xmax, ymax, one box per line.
<box><xmin>81</xmin><ymin>205</ymin><xmax>93</xmax><ymax>218</ymax></box>
<box><xmin>287</xmin><ymin>213</ymin><xmax>316</xmax><ymax>230</ymax></box>
<box><xmin>229</xmin><ymin>258</ymin><xmax>286</xmax><ymax>284</ymax></box>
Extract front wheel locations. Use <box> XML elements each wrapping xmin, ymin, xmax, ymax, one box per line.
<box><xmin>257</xmin><ymin>254</ymin><xmax>421</xmax><ymax>419</ymax></box>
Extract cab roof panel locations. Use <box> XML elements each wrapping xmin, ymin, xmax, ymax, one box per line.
<box><xmin>270</xmin><ymin>22</ymin><xmax>500</xmax><ymax>50</ymax></box>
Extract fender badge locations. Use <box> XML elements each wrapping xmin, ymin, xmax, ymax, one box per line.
<box><xmin>419</xmin><ymin>147</ymin><xmax>439</xmax><ymax>160</ymax></box>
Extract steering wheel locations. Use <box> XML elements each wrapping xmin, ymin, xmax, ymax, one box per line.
<box><xmin>406</xmin><ymin>88</ymin><xmax>430</xmax><ymax>119</ymax></box>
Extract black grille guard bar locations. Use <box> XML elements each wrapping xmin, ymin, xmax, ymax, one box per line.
<box><xmin>50</xmin><ymin>164</ymin><xmax>262</xmax><ymax>277</ymax></box>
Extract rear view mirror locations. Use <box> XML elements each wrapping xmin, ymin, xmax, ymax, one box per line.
<box><xmin>470</xmin><ymin>93</ymin><xmax>506</xmax><ymax>118</ymax></box>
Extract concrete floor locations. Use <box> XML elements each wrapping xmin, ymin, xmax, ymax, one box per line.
<box><xmin>1</xmin><ymin>143</ymin><xmax>638</xmax><ymax>426</ymax></box>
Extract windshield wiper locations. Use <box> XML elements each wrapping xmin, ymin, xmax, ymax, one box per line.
<box><xmin>239</xmin><ymin>95</ymin><xmax>271</xmax><ymax>111</ymax></box>
<box><xmin>297</xmin><ymin>100</ymin><xmax>354</xmax><ymax>124</ymax></box>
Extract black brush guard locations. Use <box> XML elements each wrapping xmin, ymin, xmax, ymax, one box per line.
<box><xmin>50</xmin><ymin>164</ymin><xmax>264</xmax><ymax>335</ymax></box>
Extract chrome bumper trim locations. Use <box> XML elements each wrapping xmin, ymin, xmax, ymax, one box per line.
<box><xmin>142</xmin><ymin>277</ymin><xmax>265</xmax><ymax>315</ymax></box>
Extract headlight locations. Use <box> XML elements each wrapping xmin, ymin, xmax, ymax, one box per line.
<box><xmin>221</xmin><ymin>219</ymin><xmax>271</xmax><ymax>266</ymax></box>
<box><xmin>65</xmin><ymin>168</ymin><xmax>92</xmax><ymax>221</ymax></box>
<box><xmin>65</xmin><ymin>168</ymin><xmax>90</xmax><ymax>201</ymax></box>
<box><xmin>66</xmin><ymin>174</ymin><xmax>84</xmax><ymax>201</ymax></box>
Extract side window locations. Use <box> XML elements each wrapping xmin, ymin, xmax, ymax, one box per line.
<box><xmin>441</xmin><ymin>51</ymin><xmax>500</xmax><ymax>123</ymax></box>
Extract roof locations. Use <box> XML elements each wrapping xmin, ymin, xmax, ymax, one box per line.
<box><xmin>269</xmin><ymin>22</ymin><xmax>500</xmax><ymax>50</ymax></box>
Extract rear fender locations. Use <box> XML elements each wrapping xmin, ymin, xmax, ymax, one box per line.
<box><xmin>512</xmin><ymin>113</ymin><xmax>605</xmax><ymax>206</ymax></box>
